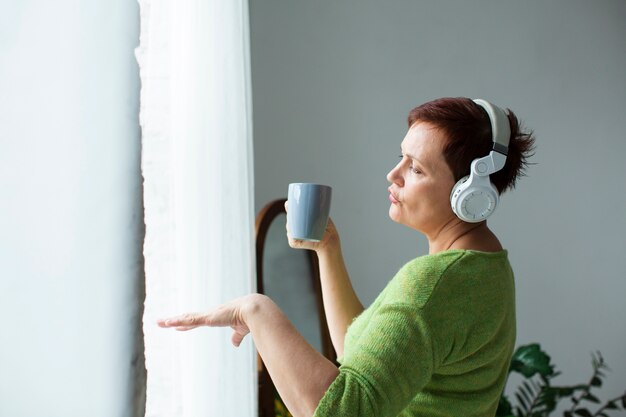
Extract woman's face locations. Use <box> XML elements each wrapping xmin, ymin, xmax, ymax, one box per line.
<box><xmin>386</xmin><ymin>122</ymin><xmax>457</xmax><ymax>236</ymax></box>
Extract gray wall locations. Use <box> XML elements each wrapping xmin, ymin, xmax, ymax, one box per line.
<box><xmin>251</xmin><ymin>0</ymin><xmax>626</xmax><ymax>406</ymax></box>
<box><xmin>0</xmin><ymin>1</ymin><xmax>144</xmax><ymax>416</ymax></box>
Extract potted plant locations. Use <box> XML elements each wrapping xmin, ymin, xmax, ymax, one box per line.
<box><xmin>497</xmin><ymin>344</ymin><xmax>626</xmax><ymax>417</ymax></box>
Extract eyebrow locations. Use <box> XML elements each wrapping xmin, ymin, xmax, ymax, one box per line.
<box><xmin>401</xmin><ymin>149</ymin><xmax>432</xmax><ymax>173</ymax></box>
<box><xmin>401</xmin><ymin>149</ymin><xmax>423</xmax><ymax>165</ymax></box>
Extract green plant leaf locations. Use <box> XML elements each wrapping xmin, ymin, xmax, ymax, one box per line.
<box><xmin>590</xmin><ymin>377</ymin><xmax>602</xmax><ymax>387</ymax></box>
<box><xmin>512</xmin><ymin>376</ymin><xmax>554</xmax><ymax>416</ymax></box>
<box><xmin>515</xmin><ymin>392</ymin><xmax>528</xmax><ymax>412</ymax></box>
<box><xmin>583</xmin><ymin>393</ymin><xmax>600</xmax><ymax>403</ymax></box>
<box><xmin>521</xmin><ymin>381</ymin><xmax>534</xmax><ymax>406</ymax></box>
<box><xmin>555</xmin><ymin>386</ymin><xmax>579</xmax><ymax>396</ymax></box>
<box><xmin>495</xmin><ymin>395</ymin><xmax>513</xmax><ymax>416</ymax></box>
<box><xmin>564</xmin><ymin>411</ymin><xmax>573</xmax><ymax>417</ymax></box>
<box><xmin>509</xmin><ymin>344</ymin><xmax>555</xmax><ymax>378</ymax></box>
<box><xmin>605</xmin><ymin>401</ymin><xmax>618</xmax><ymax>410</ymax></box>
<box><xmin>537</xmin><ymin>388</ymin><xmax>557</xmax><ymax>411</ymax></box>
<box><xmin>574</xmin><ymin>409</ymin><xmax>593</xmax><ymax>417</ymax></box>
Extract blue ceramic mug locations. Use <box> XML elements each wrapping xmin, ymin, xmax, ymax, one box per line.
<box><xmin>287</xmin><ymin>183</ymin><xmax>332</xmax><ymax>242</ymax></box>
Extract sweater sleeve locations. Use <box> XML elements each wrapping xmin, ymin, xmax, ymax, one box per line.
<box><xmin>313</xmin><ymin>303</ymin><xmax>435</xmax><ymax>417</ymax></box>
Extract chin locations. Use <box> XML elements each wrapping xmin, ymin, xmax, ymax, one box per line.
<box><xmin>388</xmin><ymin>205</ymin><xmax>401</xmax><ymax>223</ymax></box>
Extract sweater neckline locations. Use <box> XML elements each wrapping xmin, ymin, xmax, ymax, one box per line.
<box><xmin>434</xmin><ymin>248</ymin><xmax>508</xmax><ymax>257</ymax></box>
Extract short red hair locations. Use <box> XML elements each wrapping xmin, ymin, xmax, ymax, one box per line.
<box><xmin>407</xmin><ymin>97</ymin><xmax>535</xmax><ymax>194</ymax></box>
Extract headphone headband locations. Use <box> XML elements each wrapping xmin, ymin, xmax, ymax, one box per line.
<box><xmin>469</xmin><ymin>99</ymin><xmax>511</xmax><ymax>176</ymax></box>
<box><xmin>473</xmin><ymin>99</ymin><xmax>510</xmax><ymax>155</ymax></box>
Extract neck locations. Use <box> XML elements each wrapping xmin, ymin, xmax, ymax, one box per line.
<box><xmin>427</xmin><ymin>219</ymin><xmax>493</xmax><ymax>254</ymax></box>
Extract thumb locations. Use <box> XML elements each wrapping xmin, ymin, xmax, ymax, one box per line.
<box><xmin>231</xmin><ymin>330</ymin><xmax>247</xmax><ymax>347</ymax></box>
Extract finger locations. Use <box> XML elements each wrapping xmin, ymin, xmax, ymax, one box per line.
<box><xmin>288</xmin><ymin>236</ymin><xmax>309</xmax><ymax>249</ymax></box>
<box><xmin>232</xmin><ymin>331</ymin><xmax>245</xmax><ymax>347</ymax></box>
<box><xmin>231</xmin><ymin>324</ymin><xmax>251</xmax><ymax>347</ymax></box>
<box><xmin>174</xmin><ymin>325</ymin><xmax>199</xmax><ymax>331</ymax></box>
<box><xmin>157</xmin><ymin>312</ymin><xmax>205</xmax><ymax>328</ymax></box>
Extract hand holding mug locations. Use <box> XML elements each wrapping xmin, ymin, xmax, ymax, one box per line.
<box><xmin>285</xmin><ymin>183</ymin><xmax>336</xmax><ymax>253</ymax></box>
<box><xmin>286</xmin><ymin>200</ymin><xmax>339</xmax><ymax>253</ymax></box>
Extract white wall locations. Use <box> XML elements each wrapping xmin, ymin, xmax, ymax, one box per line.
<box><xmin>0</xmin><ymin>2</ymin><xmax>144</xmax><ymax>416</ymax></box>
<box><xmin>251</xmin><ymin>0</ymin><xmax>626</xmax><ymax>408</ymax></box>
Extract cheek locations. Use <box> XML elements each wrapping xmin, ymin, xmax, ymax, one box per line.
<box><xmin>413</xmin><ymin>182</ymin><xmax>450</xmax><ymax>212</ymax></box>
<box><xmin>404</xmin><ymin>179</ymin><xmax>427</xmax><ymax>202</ymax></box>
<box><xmin>433</xmin><ymin>185</ymin><xmax>454</xmax><ymax>214</ymax></box>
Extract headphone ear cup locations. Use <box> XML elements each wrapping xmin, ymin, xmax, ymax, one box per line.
<box><xmin>450</xmin><ymin>175</ymin><xmax>499</xmax><ymax>223</ymax></box>
<box><xmin>450</xmin><ymin>175</ymin><xmax>470</xmax><ymax>220</ymax></box>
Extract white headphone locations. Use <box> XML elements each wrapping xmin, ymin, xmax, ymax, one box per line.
<box><xmin>450</xmin><ymin>99</ymin><xmax>511</xmax><ymax>223</ymax></box>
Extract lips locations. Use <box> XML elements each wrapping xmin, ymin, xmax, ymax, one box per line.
<box><xmin>388</xmin><ymin>188</ymin><xmax>399</xmax><ymax>204</ymax></box>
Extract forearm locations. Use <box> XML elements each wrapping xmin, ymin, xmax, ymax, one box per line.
<box><xmin>247</xmin><ymin>295</ymin><xmax>339</xmax><ymax>417</ymax></box>
<box><xmin>316</xmin><ymin>242</ymin><xmax>364</xmax><ymax>357</ymax></box>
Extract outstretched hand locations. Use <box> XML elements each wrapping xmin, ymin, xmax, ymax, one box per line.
<box><xmin>157</xmin><ymin>294</ymin><xmax>263</xmax><ymax>347</ymax></box>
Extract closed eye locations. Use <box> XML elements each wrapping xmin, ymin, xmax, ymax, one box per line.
<box><xmin>399</xmin><ymin>154</ymin><xmax>423</xmax><ymax>175</ymax></box>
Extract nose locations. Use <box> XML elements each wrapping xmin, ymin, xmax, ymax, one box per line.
<box><xmin>386</xmin><ymin>160</ymin><xmax>404</xmax><ymax>186</ymax></box>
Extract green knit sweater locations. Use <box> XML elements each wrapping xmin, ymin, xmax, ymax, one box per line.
<box><xmin>313</xmin><ymin>250</ymin><xmax>516</xmax><ymax>417</ymax></box>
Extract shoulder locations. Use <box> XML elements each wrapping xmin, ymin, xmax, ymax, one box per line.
<box><xmin>382</xmin><ymin>251</ymin><xmax>465</xmax><ymax>307</ymax></box>
<box><xmin>384</xmin><ymin>250</ymin><xmax>510</xmax><ymax>308</ymax></box>
<box><xmin>401</xmin><ymin>250</ymin><xmax>469</xmax><ymax>276</ymax></box>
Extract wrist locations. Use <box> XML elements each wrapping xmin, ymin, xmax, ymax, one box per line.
<box><xmin>316</xmin><ymin>234</ymin><xmax>341</xmax><ymax>257</ymax></box>
<box><xmin>243</xmin><ymin>293</ymin><xmax>272</xmax><ymax>323</ymax></box>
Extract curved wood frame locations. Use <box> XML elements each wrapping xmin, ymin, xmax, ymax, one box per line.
<box><xmin>255</xmin><ymin>198</ymin><xmax>336</xmax><ymax>417</ymax></box>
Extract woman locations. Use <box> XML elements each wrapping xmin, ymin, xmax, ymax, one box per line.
<box><xmin>159</xmin><ymin>97</ymin><xmax>535</xmax><ymax>417</ymax></box>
